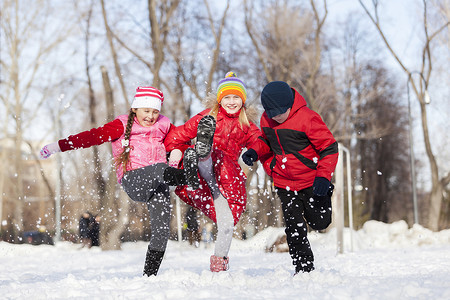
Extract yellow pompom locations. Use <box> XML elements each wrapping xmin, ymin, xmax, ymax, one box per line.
<box><xmin>225</xmin><ymin>71</ymin><xmax>236</xmax><ymax>78</ymax></box>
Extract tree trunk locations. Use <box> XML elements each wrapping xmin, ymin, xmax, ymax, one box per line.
<box><xmin>99</xmin><ymin>66</ymin><xmax>129</xmax><ymax>250</ymax></box>
<box><xmin>85</xmin><ymin>6</ymin><xmax>105</xmax><ymax>212</ymax></box>
<box><xmin>12</xmin><ymin>55</ymin><xmax>24</xmax><ymax>242</ymax></box>
<box><xmin>100</xmin><ymin>0</ymin><xmax>128</xmax><ymax>106</ymax></box>
<box><xmin>13</xmin><ymin>131</ymin><xmax>24</xmax><ymax>242</ymax></box>
<box><xmin>421</xmin><ymin>100</ymin><xmax>442</xmax><ymax>230</ymax></box>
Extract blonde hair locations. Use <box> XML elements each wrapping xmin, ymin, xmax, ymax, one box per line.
<box><xmin>114</xmin><ymin>109</ymin><xmax>135</xmax><ymax>174</ymax></box>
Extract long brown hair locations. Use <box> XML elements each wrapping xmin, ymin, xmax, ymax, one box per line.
<box><xmin>114</xmin><ymin>109</ymin><xmax>135</xmax><ymax>174</ymax></box>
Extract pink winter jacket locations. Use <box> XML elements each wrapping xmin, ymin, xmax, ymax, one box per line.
<box><xmin>111</xmin><ymin>115</ymin><xmax>171</xmax><ymax>182</ymax></box>
<box><xmin>58</xmin><ymin>114</ymin><xmax>171</xmax><ymax>183</ymax></box>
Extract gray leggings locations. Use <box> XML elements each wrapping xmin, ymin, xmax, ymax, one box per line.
<box><xmin>121</xmin><ymin>163</ymin><xmax>171</xmax><ymax>252</ymax></box>
<box><xmin>198</xmin><ymin>157</ymin><xmax>234</xmax><ymax>257</ymax></box>
<box><xmin>198</xmin><ymin>157</ymin><xmax>220</xmax><ymax>199</ymax></box>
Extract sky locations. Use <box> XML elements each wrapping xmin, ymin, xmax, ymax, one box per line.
<box><xmin>1</xmin><ymin>220</ymin><xmax>449</xmax><ymax>300</ymax></box>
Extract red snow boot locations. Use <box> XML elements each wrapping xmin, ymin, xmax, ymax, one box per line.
<box><xmin>210</xmin><ymin>255</ymin><xmax>229</xmax><ymax>272</ymax></box>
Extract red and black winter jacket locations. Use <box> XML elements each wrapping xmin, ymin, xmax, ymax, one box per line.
<box><xmin>252</xmin><ymin>89</ymin><xmax>338</xmax><ymax>191</ymax></box>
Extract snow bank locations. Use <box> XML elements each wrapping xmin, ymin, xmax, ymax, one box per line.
<box><xmin>1</xmin><ymin>221</ymin><xmax>449</xmax><ymax>300</ymax></box>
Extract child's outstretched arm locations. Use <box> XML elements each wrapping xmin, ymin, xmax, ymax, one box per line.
<box><xmin>39</xmin><ymin>118</ymin><xmax>124</xmax><ymax>159</ymax></box>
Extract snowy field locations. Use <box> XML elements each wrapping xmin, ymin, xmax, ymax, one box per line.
<box><xmin>1</xmin><ymin>220</ymin><xmax>449</xmax><ymax>300</ymax></box>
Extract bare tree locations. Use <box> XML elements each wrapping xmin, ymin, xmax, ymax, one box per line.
<box><xmin>105</xmin><ymin>0</ymin><xmax>180</xmax><ymax>90</ymax></box>
<box><xmin>353</xmin><ymin>65</ymin><xmax>411</xmax><ymax>224</ymax></box>
<box><xmin>244</xmin><ymin>0</ymin><xmax>332</xmax><ymax>109</ymax></box>
<box><xmin>83</xmin><ymin>4</ymin><xmax>105</xmax><ymax>212</ymax></box>
<box><xmin>76</xmin><ymin>2</ymin><xmax>129</xmax><ymax>250</ymax></box>
<box><xmin>0</xmin><ymin>0</ymin><xmax>75</xmax><ymax>241</ymax></box>
<box><xmin>100</xmin><ymin>0</ymin><xmax>130</xmax><ymax>106</ymax></box>
<box><xmin>358</xmin><ymin>0</ymin><xmax>450</xmax><ymax>230</ymax></box>
<box><xmin>165</xmin><ymin>0</ymin><xmax>231</xmax><ymax>120</ymax></box>
<box><xmin>328</xmin><ymin>13</ymin><xmax>414</xmax><ymax>226</ymax></box>
<box><xmin>98</xmin><ymin>66</ymin><xmax>129</xmax><ymax>250</ymax></box>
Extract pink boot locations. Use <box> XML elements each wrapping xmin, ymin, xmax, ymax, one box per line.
<box><xmin>210</xmin><ymin>255</ymin><xmax>229</xmax><ymax>272</ymax></box>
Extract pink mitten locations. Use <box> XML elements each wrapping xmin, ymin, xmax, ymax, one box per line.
<box><xmin>39</xmin><ymin>142</ymin><xmax>61</xmax><ymax>159</ymax></box>
<box><xmin>168</xmin><ymin>149</ymin><xmax>182</xmax><ymax>168</ymax></box>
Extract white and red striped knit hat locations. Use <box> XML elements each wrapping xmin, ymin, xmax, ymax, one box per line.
<box><xmin>131</xmin><ymin>86</ymin><xmax>164</xmax><ymax>110</ymax></box>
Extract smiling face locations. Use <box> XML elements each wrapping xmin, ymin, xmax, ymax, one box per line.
<box><xmin>271</xmin><ymin>108</ymin><xmax>291</xmax><ymax>124</ymax></box>
<box><xmin>132</xmin><ymin>108</ymin><xmax>160</xmax><ymax>127</ymax></box>
<box><xmin>220</xmin><ymin>94</ymin><xmax>243</xmax><ymax>114</ymax></box>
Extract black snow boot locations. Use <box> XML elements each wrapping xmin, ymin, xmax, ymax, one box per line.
<box><xmin>163</xmin><ymin>167</ymin><xmax>187</xmax><ymax>186</ymax></box>
<box><xmin>294</xmin><ymin>255</ymin><xmax>315</xmax><ymax>275</ymax></box>
<box><xmin>143</xmin><ymin>249</ymin><xmax>165</xmax><ymax>277</ymax></box>
<box><xmin>195</xmin><ymin>115</ymin><xmax>216</xmax><ymax>159</ymax></box>
<box><xmin>183</xmin><ymin>148</ymin><xmax>200</xmax><ymax>190</ymax></box>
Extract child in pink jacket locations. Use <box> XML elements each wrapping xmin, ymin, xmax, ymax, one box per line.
<box><xmin>39</xmin><ymin>86</ymin><xmax>199</xmax><ymax>276</ymax></box>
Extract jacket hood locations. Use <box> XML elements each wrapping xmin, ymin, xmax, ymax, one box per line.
<box><xmin>287</xmin><ymin>89</ymin><xmax>307</xmax><ymax>118</ymax></box>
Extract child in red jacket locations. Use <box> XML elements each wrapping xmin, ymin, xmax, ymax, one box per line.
<box><xmin>242</xmin><ymin>81</ymin><xmax>338</xmax><ymax>274</ymax></box>
<box><xmin>165</xmin><ymin>72</ymin><xmax>262</xmax><ymax>272</ymax></box>
<box><xmin>39</xmin><ymin>86</ymin><xmax>199</xmax><ymax>277</ymax></box>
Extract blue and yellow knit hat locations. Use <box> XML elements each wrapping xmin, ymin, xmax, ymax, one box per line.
<box><xmin>216</xmin><ymin>72</ymin><xmax>247</xmax><ymax>104</ymax></box>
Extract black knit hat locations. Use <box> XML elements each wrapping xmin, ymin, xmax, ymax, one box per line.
<box><xmin>261</xmin><ymin>81</ymin><xmax>294</xmax><ymax>118</ymax></box>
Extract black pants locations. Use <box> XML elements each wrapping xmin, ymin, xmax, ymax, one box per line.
<box><xmin>277</xmin><ymin>187</ymin><xmax>332</xmax><ymax>265</ymax></box>
<box><xmin>121</xmin><ymin>163</ymin><xmax>171</xmax><ymax>252</ymax></box>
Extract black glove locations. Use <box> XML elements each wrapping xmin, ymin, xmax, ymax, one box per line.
<box><xmin>312</xmin><ymin>177</ymin><xmax>330</xmax><ymax>196</ymax></box>
<box><xmin>242</xmin><ymin>149</ymin><xmax>258</xmax><ymax>166</ymax></box>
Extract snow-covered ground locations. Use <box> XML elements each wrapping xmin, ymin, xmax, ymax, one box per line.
<box><xmin>1</xmin><ymin>220</ymin><xmax>449</xmax><ymax>300</ymax></box>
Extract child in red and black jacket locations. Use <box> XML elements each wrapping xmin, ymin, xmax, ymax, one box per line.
<box><xmin>242</xmin><ymin>81</ymin><xmax>338</xmax><ymax>275</ymax></box>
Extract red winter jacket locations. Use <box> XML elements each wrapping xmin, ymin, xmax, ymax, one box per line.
<box><xmin>252</xmin><ymin>89</ymin><xmax>338</xmax><ymax>191</ymax></box>
<box><xmin>165</xmin><ymin>107</ymin><xmax>262</xmax><ymax>225</ymax></box>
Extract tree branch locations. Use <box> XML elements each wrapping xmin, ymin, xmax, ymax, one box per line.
<box><xmin>358</xmin><ymin>0</ymin><xmax>410</xmax><ymax>74</ymax></box>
